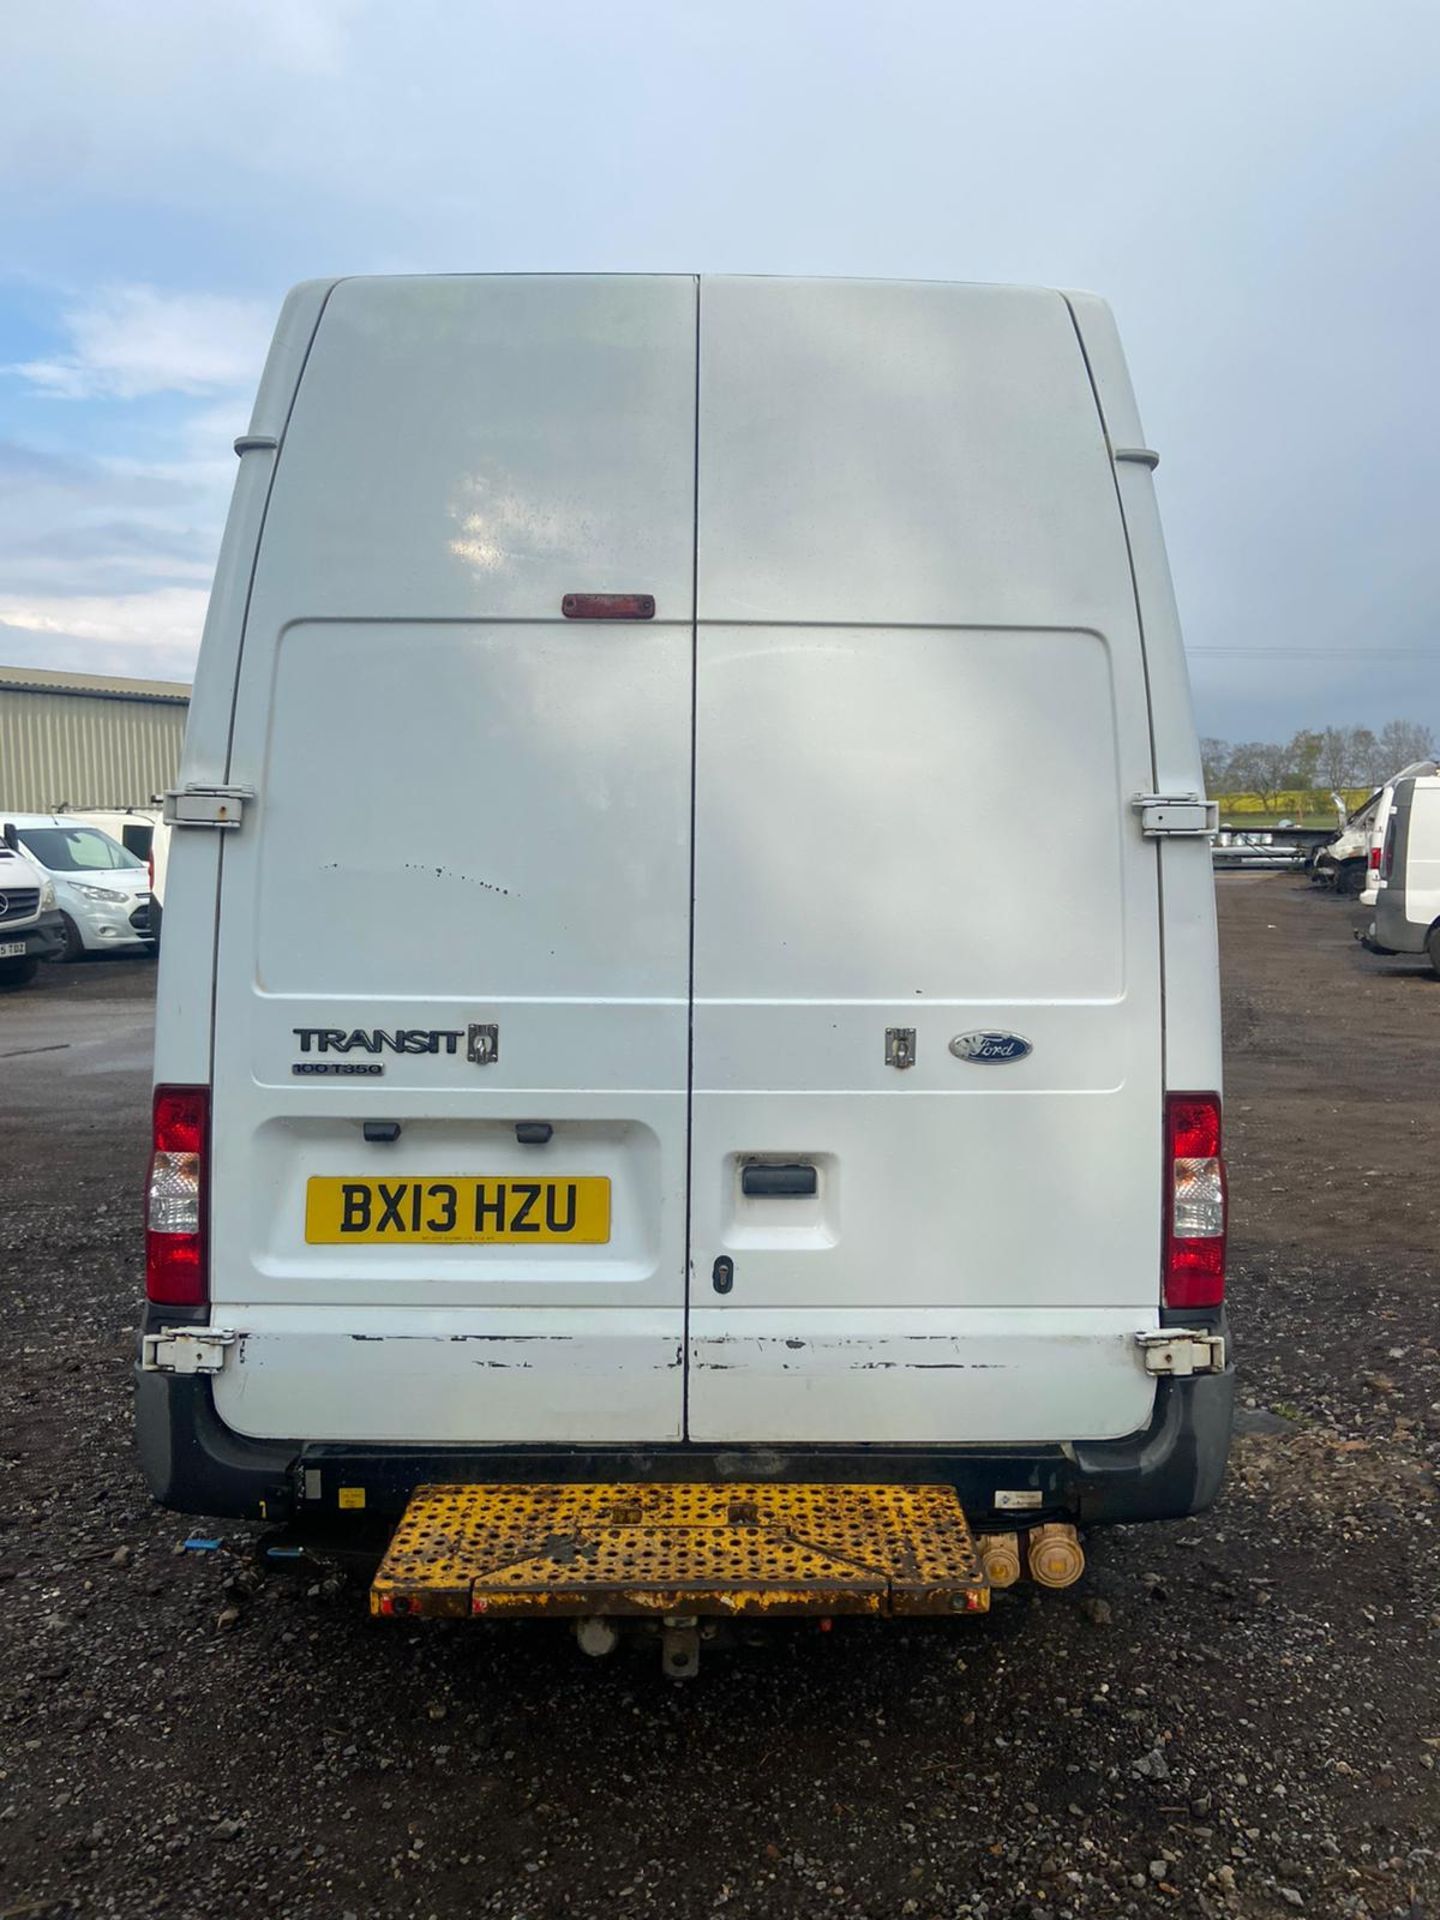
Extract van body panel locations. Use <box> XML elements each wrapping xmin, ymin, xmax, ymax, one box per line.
<box><xmin>241</xmin><ymin>274</ymin><xmax>699</xmax><ymax>624</ymax></box>
<box><xmin>208</xmin><ymin>276</ymin><xmax>699</xmax><ymax>1443</ymax></box>
<box><xmin>687</xmin><ymin>1309</ymin><xmax>1155</xmax><ymax>1444</ymax></box>
<box><xmin>686</xmin><ymin>624</ymin><xmax>1163</xmax><ymax>1353</ymax></box>
<box><xmin>213</xmin><ymin>1307</ymin><xmax>683</xmax><ymax>1444</ymax></box>
<box><xmin>1064</xmin><ymin>291</ymin><xmax>1221</xmax><ymax>1095</ymax></box>
<box><xmin>246</xmin><ymin>619</ymin><xmax>692</xmax><ymax>1005</ymax></box>
<box><xmin>695</xmin><ymin>278</ymin><xmax>1131</xmax><ymax>629</ymax></box>
<box><xmin>153</xmin><ymin>284</ymin><xmax>333</xmax><ymax>1086</ymax></box>
<box><xmin>144</xmin><ymin>273</ymin><xmax>1227</xmax><ymax>1496</ymax></box>
<box><xmin>688</xmin><ymin>278</ymin><xmax>1164</xmax><ymax>1443</ymax></box>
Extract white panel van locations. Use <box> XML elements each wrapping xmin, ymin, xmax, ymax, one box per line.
<box><xmin>0</xmin><ymin>832</ymin><xmax>63</xmax><ymax>988</ymax></box>
<box><xmin>1359</xmin><ymin>762</ymin><xmax>1437</xmax><ymax>909</ymax></box>
<box><xmin>1368</xmin><ymin>774</ymin><xmax>1440</xmax><ymax>972</ymax></box>
<box><xmin>137</xmin><ymin>277</ymin><xmax>1231</xmax><ymax>1582</ymax></box>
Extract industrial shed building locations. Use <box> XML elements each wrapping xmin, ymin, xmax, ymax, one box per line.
<box><xmin>0</xmin><ymin>665</ymin><xmax>191</xmax><ymax>811</ymax></box>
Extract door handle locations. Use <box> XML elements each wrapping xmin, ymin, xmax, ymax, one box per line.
<box><xmin>740</xmin><ymin>1163</ymin><xmax>818</xmax><ymax>1198</ymax></box>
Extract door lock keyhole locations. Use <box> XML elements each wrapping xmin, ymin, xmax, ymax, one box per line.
<box><xmin>712</xmin><ymin>1256</ymin><xmax>734</xmax><ymax>1295</ymax></box>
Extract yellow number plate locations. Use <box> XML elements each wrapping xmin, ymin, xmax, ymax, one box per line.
<box><xmin>305</xmin><ymin>1176</ymin><xmax>611</xmax><ymax>1245</ymax></box>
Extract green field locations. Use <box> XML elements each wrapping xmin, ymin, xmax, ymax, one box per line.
<box><xmin>1213</xmin><ymin>788</ymin><xmax>1368</xmax><ymax>827</ymax></box>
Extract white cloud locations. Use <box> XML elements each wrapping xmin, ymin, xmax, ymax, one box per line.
<box><xmin>0</xmin><ymin>586</ymin><xmax>207</xmax><ymax>662</ymax></box>
<box><xmin>0</xmin><ymin>434</ymin><xmax>229</xmax><ymax>606</ymax></box>
<box><xmin>10</xmin><ymin>286</ymin><xmax>270</xmax><ymax>400</ymax></box>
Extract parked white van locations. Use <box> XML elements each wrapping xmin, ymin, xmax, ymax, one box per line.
<box><xmin>1366</xmin><ymin>774</ymin><xmax>1440</xmax><ymax>972</ymax></box>
<box><xmin>1359</xmin><ymin>761</ymin><xmax>1438</xmax><ymax>909</ymax></box>
<box><xmin>0</xmin><ymin>831</ymin><xmax>64</xmax><ymax>988</ymax></box>
<box><xmin>56</xmin><ymin>804</ymin><xmax>161</xmax><ymax>864</ymax></box>
<box><xmin>138</xmin><ymin>276</ymin><xmax>1230</xmax><ymax>1629</ymax></box>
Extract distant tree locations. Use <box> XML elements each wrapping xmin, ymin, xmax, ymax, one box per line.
<box><xmin>1286</xmin><ymin>729</ymin><xmax>1323</xmax><ymax>792</ymax></box>
<box><xmin>1226</xmin><ymin>741</ymin><xmax>1291</xmax><ymax>813</ymax></box>
<box><xmin>1377</xmin><ymin>718</ymin><xmax>1436</xmax><ymax>774</ymax></box>
<box><xmin>1350</xmin><ymin>726</ymin><xmax>1384</xmax><ymax>787</ymax></box>
<box><xmin>1224</xmin><ymin>742</ymin><xmax>1264</xmax><ymax>803</ymax></box>
<box><xmin>1202</xmin><ymin>721</ymin><xmax>1436</xmax><ymax>801</ymax></box>
<box><xmin>1254</xmin><ymin>740</ymin><xmax>1296</xmax><ymax>811</ymax></box>
<box><xmin>1316</xmin><ymin>726</ymin><xmax>1354</xmax><ymax>790</ymax></box>
<box><xmin>1199</xmin><ymin>737</ymin><xmax>1232</xmax><ymax>792</ymax></box>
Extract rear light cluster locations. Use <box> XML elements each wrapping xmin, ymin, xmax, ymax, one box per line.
<box><xmin>1368</xmin><ymin>845</ymin><xmax>1382</xmax><ymax>872</ymax></box>
<box><xmin>1164</xmin><ymin>1092</ymin><xmax>1225</xmax><ymax>1308</ymax></box>
<box><xmin>146</xmin><ymin>1085</ymin><xmax>208</xmax><ymax>1305</ymax></box>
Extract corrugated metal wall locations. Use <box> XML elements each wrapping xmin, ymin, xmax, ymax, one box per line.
<box><xmin>0</xmin><ymin>688</ymin><xmax>189</xmax><ymax>810</ymax></box>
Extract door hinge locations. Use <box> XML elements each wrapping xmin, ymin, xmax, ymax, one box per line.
<box><xmin>1134</xmin><ymin>1329</ymin><xmax>1226</xmax><ymax>1377</ymax></box>
<box><xmin>1132</xmin><ymin>794</ymin><xmax>1218</xmax><ymax>839</ymax></box>
<box><xmin>162</xmin><ymin>784</ymin><xmax>253</xmax><ymax>831</ymax></box>
<box><xmin>141</xmin><ymin>1328</ymin><xmax>238</xmax><ymax>1375</ymax></box>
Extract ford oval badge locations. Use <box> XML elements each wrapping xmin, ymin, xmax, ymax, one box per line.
<box><xmin>950</xmin><ymin>1030</ymin><xmax>1033</xmax><ymax>1064</ymax></box>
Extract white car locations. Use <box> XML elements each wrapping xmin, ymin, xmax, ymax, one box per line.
<box><xmin>3</xmin><ymin>813</ymin><xmax>155</xmax><ymax>960</ymax></box>
<box><xmin>55</xmin><ymin>806</ymin><xmax>171</xmax><ymax>946</ymax></box>
<box><xmin>138</xmin><ymin>275</ymin><xmax>1229</xmax><ymax>1637</ymax></box>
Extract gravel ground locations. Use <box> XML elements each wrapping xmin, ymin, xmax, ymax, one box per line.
<box><xmin>2</xmin><ymin>883</ymin><xmax>1438</xmax><ymax>1920</ymax></box>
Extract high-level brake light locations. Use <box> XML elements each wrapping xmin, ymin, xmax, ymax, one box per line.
<box><xmin>561</xmin><ymin>593</ymin><xmax>655</xmax><ymax>620</ymax></box>
<box><xmin>1164</xmin><ymin>1092</ymin><xmax>1225</xmax><ymax>1308</ymax></box>
<box><xmin>146</xmin><ymin>1086</ymin><xmax>208</xmax><ymax>1305</ymax></box>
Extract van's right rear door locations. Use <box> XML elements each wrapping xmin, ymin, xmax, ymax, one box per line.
<box><xmin>686</xmin><ymin>277</ymin><xmax>1165</xmax><ymax>1447</ymax></box>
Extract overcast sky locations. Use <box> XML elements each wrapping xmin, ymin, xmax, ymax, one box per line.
<box><xmin>1</xmin><ymin>0</ymin><xmax>1437</xmax><ymax>741</ymax></box>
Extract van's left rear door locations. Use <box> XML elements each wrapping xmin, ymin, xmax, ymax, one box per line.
<box><xmin>207</xmin><ymin>275</ymin><xmax>697</xmax><ymax>1447</ymax></box>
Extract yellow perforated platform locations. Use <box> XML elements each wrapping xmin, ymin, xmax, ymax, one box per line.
<box><xmin>371</xmin><ymin>1482</ymin><xmax>990</xmax><ymax>1619</ymax></box>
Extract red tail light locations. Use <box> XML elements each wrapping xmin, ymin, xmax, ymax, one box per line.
<box><xmin>1164</xmin><ymin>1093</ymin><xmax>1225</xmax><ymax>1308</ymax></box>
<box><xmin>1368</xmin><ymin>845</ymin><xmax>1382</xmax><ymax>871</ymax></box>
<box><xmin>146</xmin><ymin>1085</ymin><xmax>209</xmax><ymax>1305</ymax></box>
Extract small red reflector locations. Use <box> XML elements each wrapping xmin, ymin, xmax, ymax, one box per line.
<box><xmin>147</xmin><ymin>1235</ymin><xmax>205</xmax><ymax>1306</ymax></box>
<box><xmin>561</xmin><ymin>593</ymin><xmax>655</xmax><ymax>620</ymax></box>
<box><xmin>1166</xmin><ymin>1237</ymin><xmax>1226</xmax><ymax>1307</ymax></box>
<box><xmin>1167</xmin><ymin>1093</ymin><xmax>1220</xmax><ymax>1161</ymax></box>
<box><xmin>154</xmin><ymin>1086</ymin><xmax>206</xmax><ymax>1155</ymax></box>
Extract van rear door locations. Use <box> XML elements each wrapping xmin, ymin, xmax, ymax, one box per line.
<box><xmin>207</xmin><ymin>276</ymin><xmax>697</xmax><ymax>1446</ymax></box>
<box><xmin>686</xmin><ymin>278</ymin><xmax>1164</xmax><ymax>1445</ymax></box>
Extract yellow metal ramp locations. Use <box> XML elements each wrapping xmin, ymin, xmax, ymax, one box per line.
<box><xmin>371</xmin><ymin>1482</ymin><xmax>990</xmax><ymax>1619</ymax></box>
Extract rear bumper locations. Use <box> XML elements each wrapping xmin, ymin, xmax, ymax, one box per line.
<box><xmin>134</xmin><ymin>1333</ymin><xmax>1235</xmax><ymax>1532</ymax></box>
<box><xmin>1369</xmin><ymin>902</ymin><xmax>1428</xmax><ymax>956</ymax></box>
